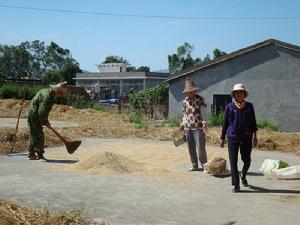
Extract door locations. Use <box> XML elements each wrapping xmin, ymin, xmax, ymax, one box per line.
<box><xmin>211</xmin><ymin>94</ymin><xmax>232</xmax><ymax>115</ymax></box>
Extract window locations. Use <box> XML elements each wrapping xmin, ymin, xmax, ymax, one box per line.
<box><xmin>211</xmin><ymin>94</ymin><xmax>232</xmax><ymax>115</ymax></box>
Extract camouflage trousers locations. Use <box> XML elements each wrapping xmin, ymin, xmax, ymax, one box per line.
<box><xmin>27</xmin><ymin>116</ymin><xmax>44</xmax><ymax>157</ymax></box>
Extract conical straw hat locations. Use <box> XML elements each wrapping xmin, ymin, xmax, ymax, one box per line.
<box><xmin>182</xmin><ymin>77</ymin><xmax>198</xmax><ymax>93</ymax></box>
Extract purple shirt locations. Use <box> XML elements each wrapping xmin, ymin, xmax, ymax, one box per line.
<box><xmin>221</xmin><ymin>102</ymin><xmax>258</xmax><ymax>142</ymax></box>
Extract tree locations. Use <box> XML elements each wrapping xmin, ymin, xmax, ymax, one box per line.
<box><xmin>136</xmin><ymin>66</ymin><xmax>150</xmax><ymax>72</ymax></box>
<box><xmin>168</xmin><ymin>43</ymin><xmax>227</xmax><ymax>74</ymax></box>
<box><xmin>102</xmin><ymin>55</ymin><xmax>150</xmax><ymax>72</ymax></box>
<box><xmin>213</xmin><ymin>48</ymin><xmax>227</xmax><ymax>59</ymax></box>
<box><xmin>168</xmin><ymin>42</ymin><xmax>202</xmax><ymax>74</ymax></box>
<box><xmin>0</xmin><ymin>40</ymin><xmax>81</xmax><ymax>83</ymax></box>
<box><xmin>102</xmin><ymin>55</ymin><xmax>129</xmax><ymax>64</ymax></box>
<box><xmin>0</xmin><ymin>44</ymin><xmax>31</xmax><ymax>79</ymax></box>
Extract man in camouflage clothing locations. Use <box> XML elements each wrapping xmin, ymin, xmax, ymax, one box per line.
<box><xmin>27</xmin><ymin>82</ymin><xmax>67</xmax><ymax>161</ymax></box>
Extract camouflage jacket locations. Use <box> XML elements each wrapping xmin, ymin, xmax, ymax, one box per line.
<box><xmin>27</xmin><ymin>88</ymin><xmax>56</xmax><ymax>125</ymax></box>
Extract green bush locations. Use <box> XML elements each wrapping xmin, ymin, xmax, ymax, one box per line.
<box><xmin>129</xmin><ymin>84</ymin><xmax>169</xmax><ymax>111</ymax></box>
<box><xmin>0</xmin><ymin>83</ymin><xmax>44</xmax><ymax>100</ymax></box>
<box><xmin>208</xmin><ymin>113</ymin><xmax>224</xmax><ymax>127</ymax></box>
<box><xmin>129</xmin><ymin>111</ymin><xmax>148</xmax><ymax>129</ymax></box>
<box><xmin>257</xmin><ymin>120</ymin><xmax>279</xmax><ymax>131</ymax></box>
<box><xmin>62</xmin><ymin>92</ymin><xmax>93</xmax><ymax>109</ymax></box>
<box><xmin>166</xmin><ymin>115</ymin><xmax>182</xmax><ymax>127</ymax></box>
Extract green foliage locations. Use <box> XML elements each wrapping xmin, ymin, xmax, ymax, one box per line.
<box><xmin>129</xmin><ymin>111</ymin><xmax>148</xmax><ymax>129</ymax></box>
<box><xmin>0</xmin><ymin>40</ymin><xmax>81</xmax><ymax>83</ymax></box>
<box><xmin>168</xmin><ymin>42</ymin><xmax>227</xmax><ymax>74</ymax></box>
<box><xmin>208</xmin><ymin>113</ymin><xmax>224</xmax><ymax>127</ymax></box>
<box><xmin>62</xmin><ymin>92</ymin><xmax>92</xmax><ymax>109</ymax></box>
<box><xmin>0</xmin><ymin>83</ymin><xmax>44</xmax><ymax>100</ymax></box>
<box><xmin>213</xmin><ymin>48</ymin><xmax>227</xmax><ymax>59</ymax></box>
<box><xmin>102</xmin><ymin>55</ymin><xmax>151</xmax><ymax>72</ymax></box>
<box><xmin>103</xmin><ymin>55</ymin><xmax>129</xmax><ymax>64</ymax></box>
<box><xmin>168</xmin><ymin>42</ymin><xmax>202</xmax><ymax>74</ymax></box>
<box><xmin>129</xmin><ymin>84</ymin><xmax>169</xmax><ymax>111</ymax></box>
<box><xmin>257</xmin><ymin>120</ymin><xmax>279</xmax><ymax>131</ymax></box>
<box><xmin>166</xmin><ymin>115</ymin><xmax>182</xmax><ymax>127</ymax></box>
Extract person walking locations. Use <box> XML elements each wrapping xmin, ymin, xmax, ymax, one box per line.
<box><xmin>179</xmin><ymin>77</ymin><xmax>208</xmax><ymax>171</ymax></box>
<box><xmin>220</xmin><ymin>84</ymin><xmax>258</xmax><ymax>192</ymax></box>
<box><xmin>27</xmin><ymin>82</ymin><xmax>68</xmax><ymax>161</ymax></box>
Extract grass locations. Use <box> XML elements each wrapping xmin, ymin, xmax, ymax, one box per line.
<box><xmin>129</xmin><ymin>111</ymin><xmax>149</xmax><ymax>129</ymax></box>
<box><xmin>257</xmin><ymin>120</ymin><xmax>279</xmax><ymax>131</ymax></box>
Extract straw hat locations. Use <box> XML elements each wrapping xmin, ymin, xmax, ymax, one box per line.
<box><xmin>231</xmin><ymin>83</ymin><xmax>249</xmax><ymax>98</ymax></box>
<box><xmin>50</xmin><ymin>81</ymin><xmax>68</xmax><ymax>95</ymax></box>
<box><xmin>182</xmin><ymin>77</ymin><xmax>199</xmax><ymax>93</ymax></box>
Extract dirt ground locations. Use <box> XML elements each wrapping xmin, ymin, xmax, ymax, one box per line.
<box><xmin>0</xmin><ymin>99</ymin><xmax>300</xmax><ymax>155</ymax></box>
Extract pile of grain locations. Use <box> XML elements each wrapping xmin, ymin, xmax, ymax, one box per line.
<box><xmin>0</xmin><ymin>198</ymin><xmax>109</xmax><ymax>225</ymax></box>
<box><xmin>69</xmin><ymin>151</ymin><xmax>169</xmax><ymax>176</ymax></box>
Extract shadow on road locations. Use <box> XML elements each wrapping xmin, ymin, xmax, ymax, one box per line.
<box><xmin>46</xmin><ymin>159</ymin><xmax>79</xmax><ymax>164</ymax></box>
<box><xmin>247</xmin><ymin>172</ymin><xmax>264</xmax><ymax>176</ymax></box>
<box><xmin>240</xmin><ymin>185</ymin><xmax>300</xmax><ymax>194</ymax></box>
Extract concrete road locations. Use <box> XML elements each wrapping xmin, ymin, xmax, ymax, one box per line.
<box><xmin>0</xmin><ymin>138</ymin><xmax>299</xmax><ymax>225</ymax></box>
<box><xmin>0</xmin><ymin>118</ymin><xmax>79</xmax><ymax>128</ymax></box>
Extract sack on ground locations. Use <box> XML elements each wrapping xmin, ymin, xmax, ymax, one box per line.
<box><xmin>259</xmin><ymin>159</ymin><xmax>300</xmax><ymax>179</ymax></box>
<box><xmin>203</xmin><ymin>157</ymin><xmax>230</xmax><ymax>176</ymax></box>
<box><xmin>259</xmin><ymin>159</ymin><xmax>289</xmax><ymax>175</ymax></box>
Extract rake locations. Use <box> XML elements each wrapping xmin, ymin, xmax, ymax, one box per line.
<box><xmin>48</xmin><ymin>126</ymin><xmax>81</xmax><ymax>154</ymax></box>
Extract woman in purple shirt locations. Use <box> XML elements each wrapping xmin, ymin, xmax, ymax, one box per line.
<box><xmin>220</xmin><ymin>84</ymin><xmax>258</xmax><ymax>193</ymax></box>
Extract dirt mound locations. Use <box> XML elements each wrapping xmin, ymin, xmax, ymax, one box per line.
<box><xmin>69</xmin><ymin>151</ymin><xmax>169</xmax><ymax>175</ymax></box>
<box><xmin>0</xmin><ymin>198</ymin><xmax>109</xmax><ymax>225</ymax></box>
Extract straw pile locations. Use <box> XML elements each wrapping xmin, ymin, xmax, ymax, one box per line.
<box><xmin>69</xmin><ymin>151</ymin><xmax>169</xmax><ymax>175</ymax></box>
<box><xmin>0</xmin><ymin>198</ymin><xmax>109</xmax><ymax>225</ymax></box>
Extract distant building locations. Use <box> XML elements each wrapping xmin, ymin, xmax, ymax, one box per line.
<box><xmin>167</xmin><ymin>39</ymin><xmax>300</xmax><ymax>132</ymax></box>
<box><xmin>95</xmin><ymin>63</ymin><xmax>127</xmax><ymax>73</ymax></box>
<box><xmin>75</xmin><ymin>63</ymin><xmax>169</xmax><ymax>99</ymax></box>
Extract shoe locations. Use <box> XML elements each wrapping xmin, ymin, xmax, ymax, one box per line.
<box><xmin>232</xmin><ymin>186</ymin><xmax>240</xmax><ymax>193</ymax></box>
<box><xmin>241</xmin><ymin>177</ymin><xmax>249</xmax><ymax>187</ymax></box>
<box><xmin>28</xmin><ymin>155</ymin><xmax>38</xmax><ymax>160</ymax></box>
<box><xmin>37</xmin><ymin>155</ymin><xmax>48</xmax><ymax>162</ymax></box>
<box><xmin>188</xmin><ymin>166</ymin><xmax>200</xmax><ymax>172</ymax></box>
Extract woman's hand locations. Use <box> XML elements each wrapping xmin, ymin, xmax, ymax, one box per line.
<box><xmin>220</xmin><ymin>139</ymin><xmax>225</xmax><ymax>148</ymax></box>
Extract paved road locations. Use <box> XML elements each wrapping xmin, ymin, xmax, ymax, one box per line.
<box><xmin>0</xmin><ymin>138</ymin><xmax>299</xmax><ymax>225</ymax></box>
<box><xmin>0</xmin><ymin>118</ymin><xmax>79</xmax><ymax>128</ymax></box>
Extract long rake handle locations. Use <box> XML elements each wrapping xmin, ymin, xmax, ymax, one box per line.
<box><xmin>48</xmin><ymin>126</ymin><xmax>68</xmax><ymax>144</ymax></box>
<box><xmin>10</xmin><ymin>98</ymin><xmax>25</xmax><ymax>153</ymax></box>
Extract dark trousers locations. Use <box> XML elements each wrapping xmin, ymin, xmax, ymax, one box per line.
<box><xmin>228</xmin><ymin>139</ymin><xmax>252</xmax><ymax>187</ymax></box>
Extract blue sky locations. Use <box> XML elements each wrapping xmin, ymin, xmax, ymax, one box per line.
<box><xmin>0</xmin><ymin>0</ymin><xmax>299</xmax><ymax>72</ymax></box>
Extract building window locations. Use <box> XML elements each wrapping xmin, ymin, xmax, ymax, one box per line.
<box><xmin>211</xmin><ymin>94</ymin><xmax>232</xmax><ymax>115</ymax></box>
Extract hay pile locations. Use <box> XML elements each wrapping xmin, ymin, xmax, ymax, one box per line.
<box><xmin>0</xmin><ymin>99</ymin><xmax>300</xmax><ymax>155</ymax></box>
<box><xmin>69</xmin><ymin>151</ymin><xmax>169</xmax><ymax>176</ymax></box>
<box><xmin>0</xmin><ymin>199</ymin><xmax>109</xmax><ymax>225</ymax></box>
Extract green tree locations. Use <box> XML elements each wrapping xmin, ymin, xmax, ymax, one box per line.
<box><xmin>213</xmin><ymin>48</ymin><xmax>227</xmax><ymax>59</ymax></box>
<box><xmin>21</xmin><ymin>40</ymin><xmax>47</xmax><ymax>78</ymax></box>
<box><xmin>168</xmin><ymin>42</ymin><xmax>201</xmax><ymax>74</ymax></box>
<box><xmin>103</xmin><ymin>55</ymin><xmax>129</xmax><ymax>64</ymax></box>
<box><xmin>102</xmin><ymin>55</ymin><xmax>150</xmax><ymax>72</ymax></box>
<box><xmin>136</xmin><ymin>66</ymin><xmax>150</xmax><ymax>72</ymax></box>
<box><xmin>0</xmin><ymin>44</ymin><xmax>31</xmax><ymax>79</ymax></box>
<box><xmin>0</xmin><ymin>40</ymin><xmax>81</xmax><ymax>83</ymax></box>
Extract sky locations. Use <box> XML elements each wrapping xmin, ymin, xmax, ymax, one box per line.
<box><xmin>0</xmin><ymin>0</ymin><xmax>300</xmax><ymax>72</ymax></box>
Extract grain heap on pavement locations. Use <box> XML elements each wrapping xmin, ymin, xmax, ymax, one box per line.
<box><xmin>68</xmin><ymin>151</ymin><xmax>169</xmax><ymax>176</ymax></box>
